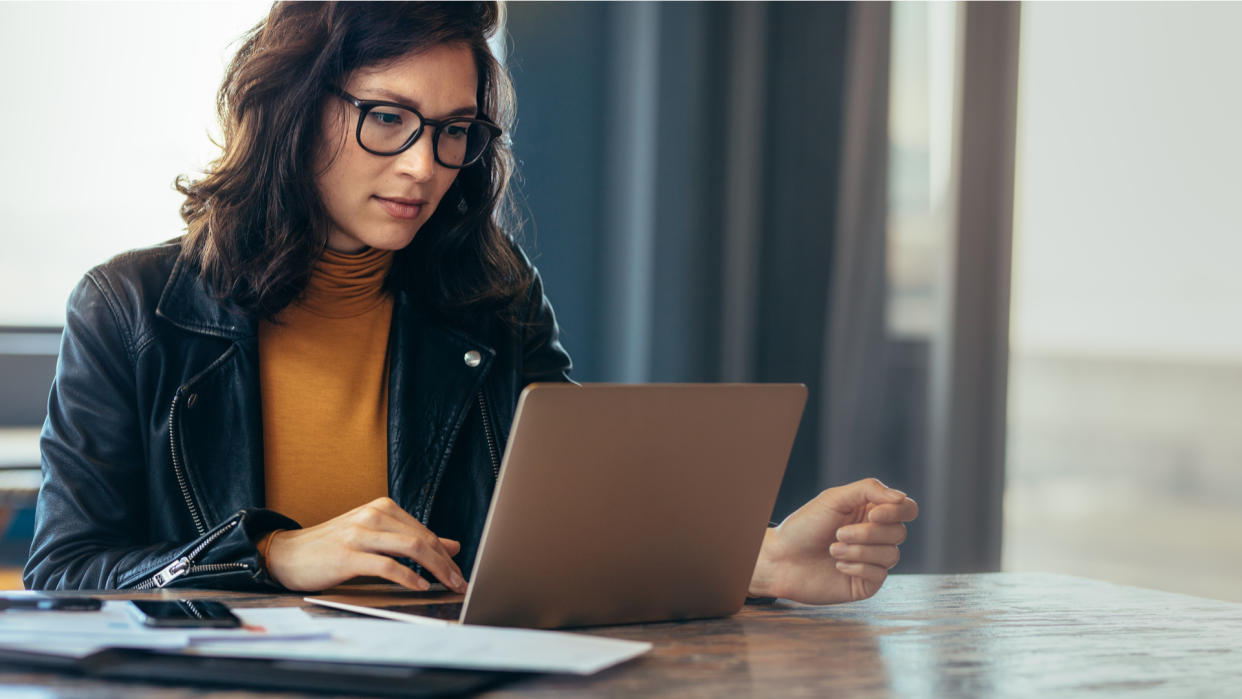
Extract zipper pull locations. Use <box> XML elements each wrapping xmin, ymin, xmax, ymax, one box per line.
<box><xmin>151</xmin><ymin>557</ymin><xmax>190</xmax><ymax>588</ymax></box>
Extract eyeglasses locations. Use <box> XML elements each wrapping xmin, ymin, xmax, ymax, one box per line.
<box><xmin>333</xmin><ymin>88</ymin><xmax>502</xmax><ymax>168</ymax></box>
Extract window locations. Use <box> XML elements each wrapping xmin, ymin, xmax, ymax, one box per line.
<box><xmin>886</xmin><ymin>2</ymin><xmax>958</xmax><ymax>341</ymax></box>
<box><xmin>1005</xmin><ymin>2</ymin><xmax>1242</xmax><ymax>602</ymax></box>
<box><xmin>0</xmin><ymin>3</ymin><xmax>268</xmax><ymax>326</ymax></box>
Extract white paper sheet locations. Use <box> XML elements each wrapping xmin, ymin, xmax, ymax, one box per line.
<box><xmin>0</xmin><ymin>604</ymin><xmax>328</xmax><ymax>657</ymax></box>
<box><xmin>190</xmin><ymin>617</ymin><xmax>652</xmax><ymax>675</ymax></box>
<box><xmin>0</xmin><ymin>600</ymin><xmax>151</xmax><ymax>638</ymax></box>
<box><xmin>6</xmin><ymin>635</ymin><xmax>189</xmax><ymax>658</ymax></box>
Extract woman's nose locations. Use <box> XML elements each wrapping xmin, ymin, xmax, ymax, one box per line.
<box><xmin>393</xmin><ymin>132</ymin><xmax>437</xmax><ymax>181</ymax></box>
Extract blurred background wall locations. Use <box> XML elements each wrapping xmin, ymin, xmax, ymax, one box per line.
<box><xmin>1004</xmin><ymin>1</ymin><xmax>1242</xmax><ymax>601</ymax></box>
<box><xmin>0</xmin><ymin>1</ymin><xmax>1237</xmax><ymax>600</ymax></box>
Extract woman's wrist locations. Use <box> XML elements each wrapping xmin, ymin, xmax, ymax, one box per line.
<box><xmin>747</xmin><ymin>527</ymin><xmax>783</xmax><ymax>599</ymax></box>
<box><xmin>258</xmin><ymin>529</ymin><xmax>286</xmax><ymax>568</ymax></box>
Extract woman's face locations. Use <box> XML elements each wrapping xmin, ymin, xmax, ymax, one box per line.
<box><xmin>315</xmin><ymin>42</ymin><xmax>479</xmax><ymax>253</ymax></box>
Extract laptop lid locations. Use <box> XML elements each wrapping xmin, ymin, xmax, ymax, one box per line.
<box><xmin>460</xmin><ymin>383</ymin><xmax>807</xmax><ymax>629</ymax></box>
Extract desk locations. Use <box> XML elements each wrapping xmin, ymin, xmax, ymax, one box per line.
<box><xmin>1</xmin><ymin>573</ymin><xmax>1239</xmax><ymax>696</ymax></box>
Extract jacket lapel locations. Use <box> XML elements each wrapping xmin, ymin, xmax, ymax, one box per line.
<box><xmin>155</xmin><ymin>256</ymin><xmax>265</xmax><ymax>527</ymax></box>
<box><xmin>387</xmin><ymin>292</ymin><xmax>495</xmax><ymax>521</ymax></box>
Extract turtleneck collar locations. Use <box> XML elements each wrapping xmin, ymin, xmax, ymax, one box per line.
<box><xmin>296</xmin><ymin>246</ymin><xmax>395</xmax><ymax>318</ymax></box>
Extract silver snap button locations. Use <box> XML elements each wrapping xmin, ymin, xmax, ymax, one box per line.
<box><xmin>464</xmin><ymin>350</ymin><xmax>482</xmax><ymax>368</ymax></box>
<box><xmin>186</xmin><ymin>393</ymin><xmax>198</xmax><ymax>409</ymax></box>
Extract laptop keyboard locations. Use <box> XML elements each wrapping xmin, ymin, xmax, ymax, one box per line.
<box><xmin>382</xmin><ymin>602</ymin><xmax>464</xmax><ymax>620</ymax></box>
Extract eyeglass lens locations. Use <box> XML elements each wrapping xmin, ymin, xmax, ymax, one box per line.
<box><xmin>361</xmin><ymin>106</ymin><xmax>492</xmax><ymax>166</ymax></box>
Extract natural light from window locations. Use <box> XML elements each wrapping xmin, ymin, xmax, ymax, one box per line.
<box><xmin>0</xmin><ymin>3</ymin><xmax>271</xmax><ymax>327</ymax></box>
<box><xmin>1005</xmin><ymin>1</ymin><xmax>1242</xmax><ymax>602</ymax></box>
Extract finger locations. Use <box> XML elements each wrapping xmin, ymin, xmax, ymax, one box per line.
<box><xmin>360</xmin><ymin>513</ymin><xmax>464</xmax><ymax>582</ymax></box>
<box><xmin>355</xmin><ymin>552</ymin><xmax>433</xmax><ymax>591</ymax></box>
<box><xmin>834</xmin><ymin>560</ymin><xmax>889</xmax><ymax>585</ymax></box>
<box><xmin>352</xmin><ymin>502</ymin><xmax>462</xmax><ymax>575</ymax></box>
<box><xmin>817</xmin><ymin>478</ymin><xmax>907</xmax><ymax>515</ymax></box>
<box><xmin>828</xmin><ymin>542</ymin><xmax>901</xmax><ymax>569</ymax></box>
<box><xmin>359</xmin><ymin>530</ymin><xmax>466</xmax><ymax>592</ymax></box>
<box><xmin>866</xmin><ymin>498</ymin><xmax>919</xmax><ymax>524</ymax></box>
<box><xmin>836</xmin><ymin>522</ymin><xmax>907</xmax><ymax>545</ymax></box>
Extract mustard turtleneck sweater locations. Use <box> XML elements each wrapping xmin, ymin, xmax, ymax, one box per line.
<box><xmin>259</xmin><ymin>246</ymin><xmax>394</xmax><ymax>528</ymax></box>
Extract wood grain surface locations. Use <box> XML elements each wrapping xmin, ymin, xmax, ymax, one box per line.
<box><xmin>1</xmin><ymin>573</ymin><xmax>1238</xmax><ymax>697</ymax></box>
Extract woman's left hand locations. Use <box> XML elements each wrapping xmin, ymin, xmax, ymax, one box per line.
<box><xmin>748</xmin><ymin>478</ymin><xmax>919</xmax><ymax>604</ymax></box>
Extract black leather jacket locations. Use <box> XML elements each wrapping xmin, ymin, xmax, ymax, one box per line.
<box><xmin>23</xmin><ymin>240</ymin><xmax>572</xmax><ymax>591</ymax></box>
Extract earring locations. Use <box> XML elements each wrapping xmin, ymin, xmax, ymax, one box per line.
<box><xmin>457</xmin><ymin>190</ymin><xmax>469</xmax><ymax>214</ymax></box>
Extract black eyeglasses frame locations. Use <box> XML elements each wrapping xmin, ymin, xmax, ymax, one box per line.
<box><xmin>332</xmin><ymin>88</ymin><xmax>502</xmax><ymax>169</ymax></box>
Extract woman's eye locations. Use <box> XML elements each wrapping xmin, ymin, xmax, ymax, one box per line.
<box><xmin>443</xmin><ymin>124</ymin><xmax>469</xmax><ymax>139</ymax></box>
<box><xmin>369</xmin><ymin>110</ymin><xmax>404</xmax><ymax>127</ymax></box>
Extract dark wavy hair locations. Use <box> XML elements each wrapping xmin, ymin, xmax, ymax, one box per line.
<box><xmin>177</xmin><ymin>1</ymin><xmax>529</xmax><ymax>320</ymax></box>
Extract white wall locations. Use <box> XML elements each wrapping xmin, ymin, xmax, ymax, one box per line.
<box><xmin>1012</xmin><ymin>2</ymin><xmax>1242</xmax><ymax>362</ymax></box>
<box><xmin>1006</xmin><ymin>1</ymin><xmax>1242</xmax><ymax>603</ymax></box>
<box><xmin>0</xmin><ymin>2</ymin><xmax>269</xmax><ymax>326</ymax></box>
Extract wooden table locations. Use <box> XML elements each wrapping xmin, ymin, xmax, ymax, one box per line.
<box><xmin>1</xmin><ymin>573</ymin><xmax>1239</xmax><ymax>696</ymax></box>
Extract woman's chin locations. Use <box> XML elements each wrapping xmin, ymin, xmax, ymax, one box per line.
<box><xmin>327</xmin><ymin>226</ymin><xmax>422</xmax><ymax>253</ymax></box>
<box><xmin>365</xmin><ymin>234</ymin><xmax>418</xmax><ymax>252</ymax></box>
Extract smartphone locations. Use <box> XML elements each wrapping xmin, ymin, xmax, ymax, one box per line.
<box><xmin>126</xmin><ymin>599</ymin><xmax>242</xmax><ymax>628</ymax></box>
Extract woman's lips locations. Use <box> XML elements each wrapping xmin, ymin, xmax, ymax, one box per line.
<box><xmin>375</xmin><ymin>196</ymin><xmax>424</xmax><ymax>220</ymax></box>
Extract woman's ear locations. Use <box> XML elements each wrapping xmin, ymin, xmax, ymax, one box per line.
<box><xmin>311</xmin><ymin>95</ymin><xmax>351</xmax><ymax>176</ymax></box>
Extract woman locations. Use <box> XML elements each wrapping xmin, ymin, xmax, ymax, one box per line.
<box><xmin>24</xmin><ymin>1</ymin><xmax>917</xmax><ymax>604</ymax></box>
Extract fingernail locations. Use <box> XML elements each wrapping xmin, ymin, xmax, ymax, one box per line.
<box><xmin>451</xmin><ymin>573</ymin><xmax>464</xmax><ymax>590</ymax></box>
<box><xmin>835</xmin><ymin>560</ymin><xmax>851</xmax><ymax>571</ymax></box>
<box><xmin>888</xmin><ymin>488</ymin><xmax>906</xmax><ymax>498</ymax></box>
<box><xmin>829</xmin><ymin>543</ymin><xmax>845</xmax><ymax>557</ymax></box>
<box><xmin>417</xmin><ymin>578</ymin><xmax>430</xmax><ymax>591</ymax></box>
<box><xmin>836</xmin><ymin>527</ymin><xmax>851</xmax><ymax>542</ymax></box>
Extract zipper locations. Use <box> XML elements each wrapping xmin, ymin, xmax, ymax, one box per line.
<box><xmin>169</xmin><ymin>387</ymin><xmax>206</xmax><ymax>535</ymax></box>
<box><xmin>477</xmin><ymin>391</ymin><xmax>501</xmax><ymax>482</ymax></box>
<box><xmin>132</xmin><ymin>517</ymin><xmax>246</xmax><ymax>590</ymax></box>
<box><xmin>133</xmin><ymin>561</ymin><xmax>250</xmax><ymax>590</ymax></box>
<box><xmin>420</xmin><ymin>390</ymin><xmax>502</xmax><ymax>523</ymax></box>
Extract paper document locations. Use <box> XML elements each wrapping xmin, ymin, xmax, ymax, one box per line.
<box><xmin>0</xmin><ymin>604</ymin><xmax>327</xmax><ymax>658</ymax></box>
<box><xmin>1</xmin><ymin>602</ymin><xmax>649</xmax><ymax>675</ymax></box>
<box><xmin>190</xmin><ymin>617</ymin><xmax>652</xmax><ymax>675</ymax></box>
<box><xmin>10</xmin><ymin>635</ymin><xmax>187</xmax><ymax>659</ymax></box>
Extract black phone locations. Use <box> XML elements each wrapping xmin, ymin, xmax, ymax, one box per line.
<box><xmin>126</xmin><ymin>599</ymin><xmax>242</xmax><ymax>628</ymax></box>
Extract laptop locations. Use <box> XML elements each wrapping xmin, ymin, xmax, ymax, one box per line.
<box><xmin>310</xmin><ymin>383</ymin><xmax>807</xmax><ymax>629</ymax></box>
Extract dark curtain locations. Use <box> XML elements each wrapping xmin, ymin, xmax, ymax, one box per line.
<box><xmin>505</xmin><ymin>1</ymin><xmax>877</xmax><ymax>520</ymax></box>
<box><xmin>505</xmin><ymin>2</ymin><xmax>1020</xmax><ymax>573</ymax></box>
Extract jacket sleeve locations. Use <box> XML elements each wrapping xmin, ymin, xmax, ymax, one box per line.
<box><xmin>23</xmin><ymin>272</ymin><xmax>297</xmax><ymax>591</ymax></box>
<box><xmin>519</xmin><ymin>260</ymin><xmax>574</xmax><ymax>385</ymax></box>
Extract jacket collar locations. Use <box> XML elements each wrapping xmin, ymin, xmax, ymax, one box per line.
<box><xmin>155</xmin><ymin>253</ymin><xmax>257</xmax><ymax>341</ymax></box>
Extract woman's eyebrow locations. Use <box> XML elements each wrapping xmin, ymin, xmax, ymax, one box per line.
<box><xmin>362</xmin><ymin>87</ymin><xmax>477</xmax><ymax>117</ymax></box>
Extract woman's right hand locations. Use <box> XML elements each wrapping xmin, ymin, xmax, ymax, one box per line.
<box><xmin>263</xmin><ymin>497</ymin><xmax>467</xmax><ymax>593</ymax></box>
